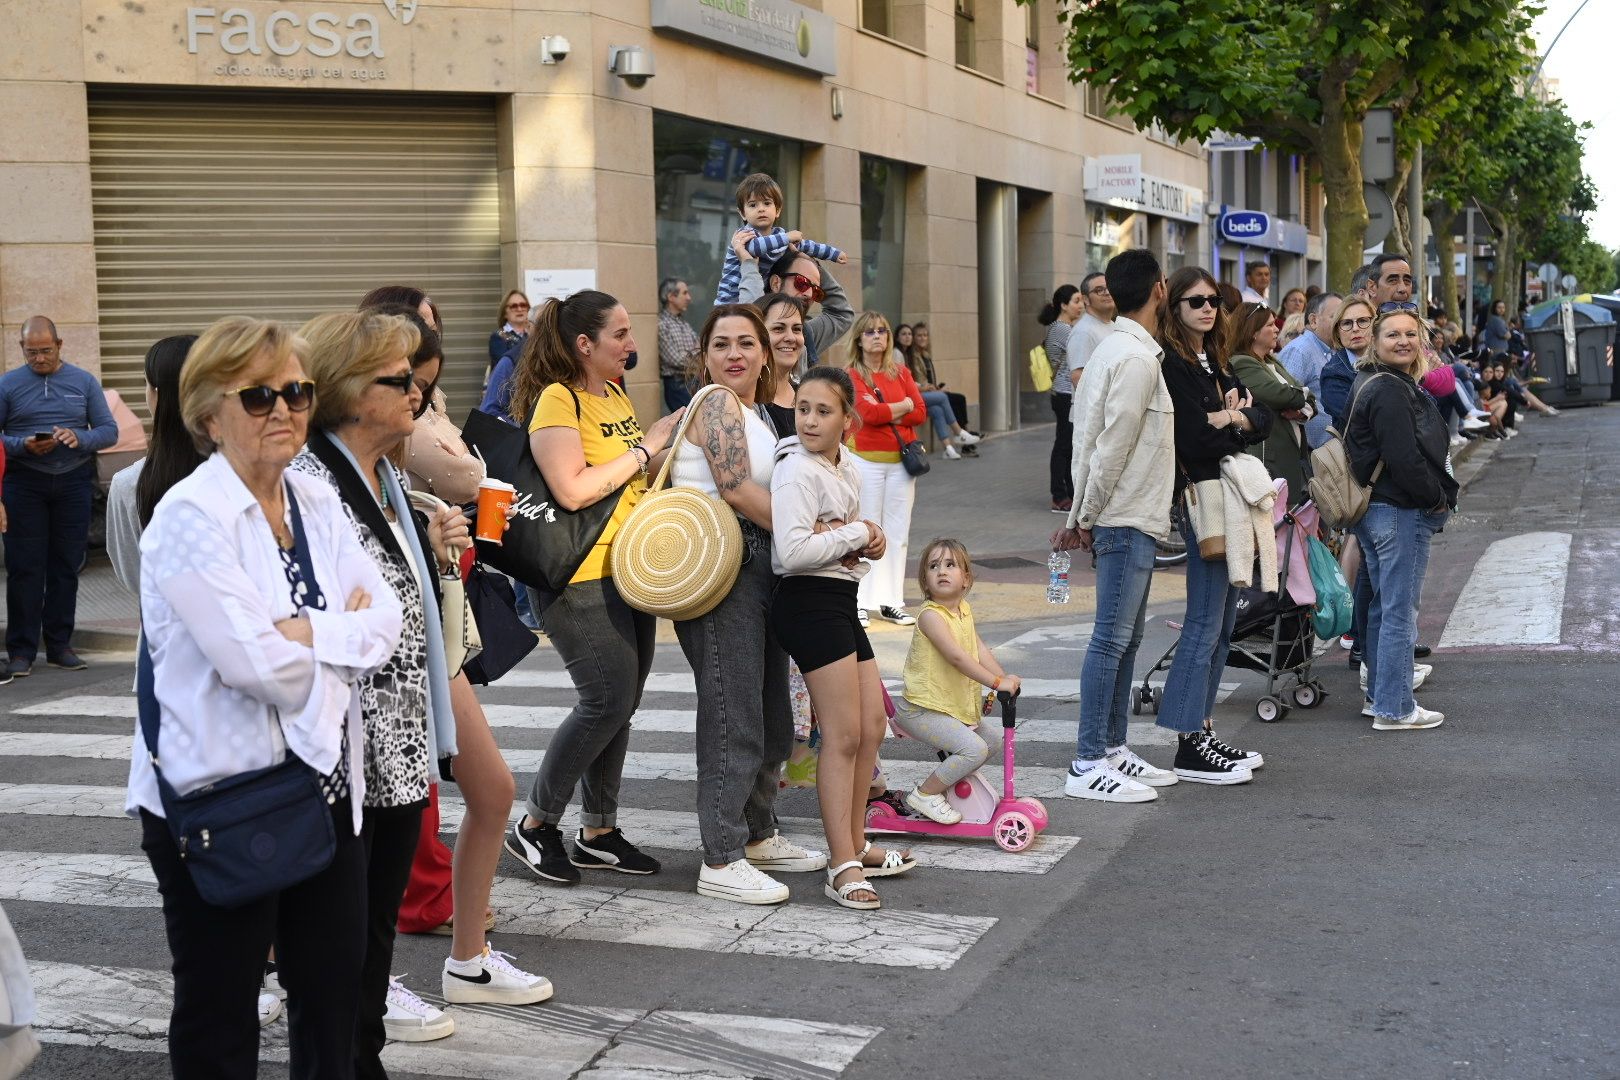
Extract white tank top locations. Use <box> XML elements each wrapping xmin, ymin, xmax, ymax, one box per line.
<box><xmin>670</xmin><ymin>401</ymin><xmax>778</xmax><ymax>495</ymax></box>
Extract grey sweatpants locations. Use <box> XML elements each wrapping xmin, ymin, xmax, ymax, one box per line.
<box><xmin>674</xmin><ymin>538</ymin><xmax>792</xmax><ymax>865</ymax></box>
<box><xmin>892</xmin><ymin>699</ymin><xmax>990</xmax><ymax>787</ymax></box>
<box><xmin>525</xmin><ymin>576</ymin><xmax>656</xmax><ymax>829</ymax></box>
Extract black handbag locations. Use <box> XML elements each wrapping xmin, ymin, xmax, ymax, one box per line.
<box><xmin>137</xmin><ymin>485</ymin><xmax>336</xmax><ymax>910</ymax></box>
<box><xmin>461</xmin><ymin>391</ymin><xmax>627</xmax><ymax>593</ymax></box>
<box><xmin>460</xmin><ymin>562</ymin><xmax>539</xmax><ymax>685</ymax></box>
<box><xmin>872</xmin><ymin>387</ymin><xmax>930</xmax><ymax>477</ymax></box>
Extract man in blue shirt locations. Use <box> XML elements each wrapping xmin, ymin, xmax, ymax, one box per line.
<box><xmin>1278</xmin><ymin>291</ymin><xmax>1340</xmax><ymax>448</ymax></box>
<box><xmin>0</xmin><ymin>317</ymin><xmax>118</xmax><ymax>675</ymax></box>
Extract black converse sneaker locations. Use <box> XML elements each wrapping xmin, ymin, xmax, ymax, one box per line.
<box><xmin>503</xmin><ymin>819</ymin><xmax>581</xmax><ymax>884</ymax></box>
<box><xmin>570</xmin><ymin>828</ymin><xmax>661</xmax><ymax>875</ymax></box>
<box><xmin>1202</xmin><ymin>728</ymin><xmax>1264</xmax><ymax>770</ymax></box>
<box><xmin>1172</xmin><ymin>732</ymin><xmax>1254</xmax><ymax>785</ymax></box>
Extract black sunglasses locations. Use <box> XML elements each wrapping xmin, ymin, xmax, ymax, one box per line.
<box><xmin>1177</xmin><ymin>295</ymin><xmax>1220</xmax><ymax>310</ymax></box>
<box><xmin>374</xmin><ymin>372</ymin><xmax>416</xmax><ymax>393</ymax></box>
<box><xmin>227</xmin><ymin>380</ymin><xmax>315</xmax><ymax>417</ymax></box>
<box><xmin>1378</xmin><ymin>301</ymin><xmax>1420</xmax><ymax>314</ymax></box>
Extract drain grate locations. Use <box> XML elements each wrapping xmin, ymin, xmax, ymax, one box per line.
<box><xmin>974</xmin><ymin>556</ymin><xmax>1041</xmax><ymax>570</ymax></box>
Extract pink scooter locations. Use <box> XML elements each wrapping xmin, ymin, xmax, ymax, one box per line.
<box><xmin>865</xmin><ymin>691</ymin><xmax>1049</xmax><ymax>852</ymax></box>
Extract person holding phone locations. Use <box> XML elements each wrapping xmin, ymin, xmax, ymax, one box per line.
<box><xmin>0</xmin><ymin>316</ymin><xmax>119</xmax><ymax>677</ymax></box>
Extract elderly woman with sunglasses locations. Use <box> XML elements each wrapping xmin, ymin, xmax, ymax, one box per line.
<box><xmin>130</xmin><ymin>316</ymin><xmax>402</xmax><ymax>1078</ymax></box>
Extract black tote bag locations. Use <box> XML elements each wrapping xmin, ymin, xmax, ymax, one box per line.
<box><xmin>460</xmin><ymin>562</ymin><xmax>539</xmax><ymax>685</ymax></box>
<box><xmin>461</xmin><ymin>397</ymin><xmax>626</xmax><ymax>594</ymax></box>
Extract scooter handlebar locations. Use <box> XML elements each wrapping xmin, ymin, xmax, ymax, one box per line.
<box><xmin>996</xmin><ymin>689</ymin><xmax>1018</xmax><ymax>729</ymax></box>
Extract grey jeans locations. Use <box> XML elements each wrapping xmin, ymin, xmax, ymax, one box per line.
<box><xmin>525</xmin><ymin>576</ymin><xmax>656</xmax><ymax>829</ymax></box>
<box><xmin>674</xmin><ymin>533</ymin><xmax>792</xmax><ymax>865</ymax></box>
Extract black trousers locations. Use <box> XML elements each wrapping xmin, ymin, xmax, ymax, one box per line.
<box><xmin>354</xmin><ymin>802</ymin><xmax>427</xmax><ymax>1080</ymax></box>
<box><xmin>1049</xmin><ymin>392</ymin><xmax>1074</xmax><ymax>502</ymax></box>
<box><xmin>944</xmin><ymin>390</ymin><xmax>969</xmax><ymax>428</ymax></box>
<box><xmin>2</xmin><ymin>461</ymin><xmax>94</xmax><ymax>661</ymax></box>
<box><xmin>141</xmin><ymin>801</ymin><xmax>367</xmax><ymax>1080</ymax></box>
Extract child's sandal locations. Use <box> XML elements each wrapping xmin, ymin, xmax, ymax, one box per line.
<box><xmin>824</xmin><ymin>861</ymin><xmax>880</xmax><ymax>910</ymax></box>
<box><xmin>858</xmin><ymin>840</ymin><xmax>916</xmax><ymax>877</ymax></box>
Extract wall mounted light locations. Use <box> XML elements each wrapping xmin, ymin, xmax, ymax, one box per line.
<box><xmin>608</xmin><ymin>45</ymin><xmax>655</xmax><ymax>88</ymax></box>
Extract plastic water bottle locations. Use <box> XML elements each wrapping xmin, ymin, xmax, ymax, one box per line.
<box><xmin>1046</xmin><ymin>549</ymin><xmax>1071</xmax><ymax>605</ymax></box>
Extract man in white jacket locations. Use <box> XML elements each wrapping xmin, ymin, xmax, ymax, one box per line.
<box><xmin>1051</xmin><ymin>249</ymin><xmax>1179</xmax><ymax>803</ymax></box>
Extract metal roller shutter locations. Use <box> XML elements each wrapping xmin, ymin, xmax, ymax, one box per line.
<box><xmin>88</xmin><ymin>86</ymin><xmax>502</xmax><ymax>423</ymax></box>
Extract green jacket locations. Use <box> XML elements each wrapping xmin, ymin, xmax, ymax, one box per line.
<box><xmin>1230</xmin><ymin>351</ymin><xmax>1315</xmax><ymax>506</ymax></box>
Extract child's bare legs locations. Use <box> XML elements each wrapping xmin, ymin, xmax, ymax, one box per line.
<box><xmin>803</xmin><ymin>655</ymin><xmax>874</xmax><ymax>901</ymax></box>
<box><xmin>447</xmin><ymin>673</ymin><xmax>516</xmax><ymax>962</ymax></box>
<box><xmin>854</xmin><ymin>659</ymin><xmax>908</xmax><ymax>867</ymax></box>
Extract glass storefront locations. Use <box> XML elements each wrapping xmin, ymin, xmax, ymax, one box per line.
<box><xmin>653</xmin><ymin>114</ymin><xmax>801</xmax><ymax>325</ymax></box>
<box><xmin>1164</xmin><ymin>220</ymin><xmax>1189</xmax><ymax>272</ymax></box>
<box><xmin>1085</xmin><ymin>206</ymin><xmax>1146</xmax><ymax>274</ymax></box>
<box><xmin>858</xmin><ymin>153</ymin><xmax>907</xmax><ymax>327</ymax></box>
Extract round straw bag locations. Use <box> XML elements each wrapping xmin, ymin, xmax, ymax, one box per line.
<box><xmin>611</xmin><ymin>384</ymin><xmax>745</xmax><ymax>621</ymax></box>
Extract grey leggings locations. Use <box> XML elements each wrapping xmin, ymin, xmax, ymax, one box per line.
<box><xmin>892</xmin><ymin>699</ymin><xmax>990</xmax><ymax>787</ymax></box>
<box><xmin>525</xmin><ymin>576</ymin><xmax>656</xmax><ymax>829</ymax></box>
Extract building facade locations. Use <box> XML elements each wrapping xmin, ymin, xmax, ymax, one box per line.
<box><xmin>1</xmin><ymin>0</ymin><xmax>1206</xmax><ymax>428</ymax></box>
<box><xmin>1205</xmin><ymin>142</ymin><xmax>1325</xmax><ymax>300</ymax></box>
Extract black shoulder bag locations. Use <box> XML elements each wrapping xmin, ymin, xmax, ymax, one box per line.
<box><xmin>461</xmin><ymin>384</ymin><xmax>629</xmax><ymax>593</ymax></box>
<box><xmin>138</xmin><ymin>484</ymin><xmax>337</xmax><ymax>909</ymax></box>
<box><xmin>871</xmin><ymin>386</ymin><xmax>930</xmax><ymax>477</ymax></box>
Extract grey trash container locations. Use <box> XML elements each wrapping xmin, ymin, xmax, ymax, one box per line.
<box><xmin>1578</xmin><ymin>294</ymin><xmax>1620</xmax><ymax>400</ymax></box>
<box><xmin>1523</xmin><ymin>300</ymin><xmax>1616</xmax><ymax>407</ymax></box>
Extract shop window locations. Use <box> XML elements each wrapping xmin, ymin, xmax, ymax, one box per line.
<box><xmin>653</xmin><ymin>114</ymin><xmax>801</xmax><ymax>326</ymax></box>
<box><xmin>955</xmin><ymin>0</ymin><xmax>976</xmax><ymax>69</ymax></box>
<box><xmin>1165</xmin><ymin>221</ymin><xmax>1190</xmax><ymax>273</ymax></box>
<box><xmin>1086</xmin><ymin>207</ymin><xmax>1144</xmax><ymax>273</ymax></box>
<box><xmin>859</xmin><ymin>154</ymin><xmax>908</xmax><ymax>328</ymax></box>
<box><xmin>1275</xmin><ymin>152</ymin><xmax>1296</xmax><ymax>219</ymax></box>
<box><xmin>1084</xmin><ymin>82</ymin><xmax>1133</xmax><ymax>131</ymax></box>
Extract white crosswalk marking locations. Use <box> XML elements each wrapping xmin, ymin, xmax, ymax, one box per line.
<box><xmin>28</xmin><ymin>961</ymin><xmax>881</xmax><ymax>1080</ymax></box>
<box><xmin>0</xmin><ymin>852</ymin><xmax>995</xmax><ymax>969</ymax></box>
<box><xmin>1439</xmin><ymin>531</ymin><xmax>1572</xmax><ymax>647</ymax></box>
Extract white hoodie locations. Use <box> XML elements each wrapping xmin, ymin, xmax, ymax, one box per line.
<box><xmin>770</xmin><ymin>437</ymin><xmax>871</xmax><ymax>581</ymax></box>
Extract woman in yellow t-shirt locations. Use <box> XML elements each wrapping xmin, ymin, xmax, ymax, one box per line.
<box><xmin>500</xmin><ymin>290</ymin><xmax>684</xmax><ymax>885</ymax></box>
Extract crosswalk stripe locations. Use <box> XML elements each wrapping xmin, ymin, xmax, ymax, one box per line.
<box><xmin>27</xmin><ymin>960</ymin><xmax>881</xmax><ymax>1080</ymax></box>
<box><xmin>492</xmin><ymin>670</ymin><xmax>698</xmax><ymax>694</ymax></box>
<box><xmin>0</xmin><ymin>783</ymin><xmax>1079</xmax><ymax>876</ymax></box>
<box><xmin>0</xmin><ymin>852</ymin><xmax>995</xmax><ymax>970</ymax></box>
<box><xmin>1439</xmin><ymin>531</ymin><xmax>1571</xmax><ymax>647</ymax></box>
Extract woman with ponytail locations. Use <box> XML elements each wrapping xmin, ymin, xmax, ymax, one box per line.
<box><xmin>1038</xmin><ymin>284</ymin><xmax>1084</xmax><ymax>513</ymax></box>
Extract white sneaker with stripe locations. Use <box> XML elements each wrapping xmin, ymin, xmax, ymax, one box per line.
<box><xmin>1063</xmin><ymin>762</ymin><xmax>1158</xmax><ymax>803</ymax></box>
<box><xmin>1108</xmin><ymin>748</ymin><xmax>1180</xmax><ymax>787</ymax></box>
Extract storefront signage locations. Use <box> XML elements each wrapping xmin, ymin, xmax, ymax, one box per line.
<box><xmin>1216</xmin><ymin>205</ymin><xmax>1308</xmax><ymax>254</ymax></box>
<box><xmin>1085</xmin><ymin>157</ymin><xmax>1203</xmax><ymax>224</ymax></box>
<box><xmin>1085</xmin><ymin>155</ymin><xmax>1141</xmax><ymax>200</ymax></box>
<box><xmin>1220</xmin><ymin>210</ymin><xmax>1270</xmax><ymax>241</ymax></box>
<box><xmin>524</xmin><ymin>268</ymin><xmax>598</xmax><ymax>305</ymax></box>
<box><xmin>651</xmin><ymin>0</ymin><xmax>837</xmax><ymax>77</ymax></box>
<box><xmin>184</xmin><ymin>4</ymin><xmax>405</xmax><ymax>81</ymax></box>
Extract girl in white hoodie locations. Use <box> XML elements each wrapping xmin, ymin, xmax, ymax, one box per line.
<box><xmin>770</xmin><ymin>367</ymin><xmax>915</xmax><ymax>910</ymax></box>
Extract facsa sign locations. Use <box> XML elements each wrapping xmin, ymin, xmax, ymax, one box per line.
<box><xmin>1219</xmin><ymin>210</ymin><xmax>1270</xmax><ymax>241</ymax></box>
<box><xmin>186</xmin><ymin>7</ymin><xmax>388</xmax><ymax>59</ymax></box>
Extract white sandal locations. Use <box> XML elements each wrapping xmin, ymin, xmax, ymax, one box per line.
<box><xmin>824</xmin><ymin>861</ymin><xmax>880</xmax><ymax>910</ymax></box>
<box><xmin>858</xmin><ymin>840</ymin><xmax>916</xmax><ymax>878</ymax></box>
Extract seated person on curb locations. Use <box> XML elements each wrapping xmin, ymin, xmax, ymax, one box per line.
<box><xmin>717</xmin><ymin>172</ymin><xmax>846</xmax><ymax>304</ymax></box>
<box><xmin>892</xmin><ymin>539</ymin><xmax>1020</xmax><ymax>824</ymax></box>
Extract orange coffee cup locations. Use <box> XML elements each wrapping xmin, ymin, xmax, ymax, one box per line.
<box><xmin>475</xmin><ymin>477</ymin><xmax>516</xmax><ymax>545</ymax></box>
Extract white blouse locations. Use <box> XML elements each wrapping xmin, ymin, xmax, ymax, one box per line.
<box><xmin>125</xmin><ymin>452</ymin><xmax>404</xmax><ymax>834</ymax></box>
<box><xmin>669</xmin><ymin>400</ymin><xmax>777</xmax><ymax>496</ymax></box>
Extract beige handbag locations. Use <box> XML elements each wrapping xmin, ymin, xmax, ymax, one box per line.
<box><xmin>1182</xmin><ymin>477</ymin><xmax>1227</xmax><ymax>561</ymax></box>
<box><xmin>407</xmin><ymin>490</ymin><xmax>482</xmax><ymax>675</ymax></box>
<box><xmin>610</xmin><ymin>383</ymin><xmax>745</xmax><ymax>621</ymax></box>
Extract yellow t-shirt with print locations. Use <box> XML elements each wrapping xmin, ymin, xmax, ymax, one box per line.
<box><xmin>528</xmin><ymin>381</ymin><xmax>646</xmax><ymax>584</ymax></box>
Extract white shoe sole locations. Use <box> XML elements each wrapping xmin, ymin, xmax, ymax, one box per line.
<box><xmin>1118</xmin><ymin>770</ymin><xmax>1179</xmax><ymax>788</ymax></box>
<box><xmin>1064</xmin><ymin>776</ymin><xmax>1158</xmax><ymax>802</ymax></box>
<box><xmin>747</xmin><ymin>853</ymin><xmax>829</xmax><ymax>873</ymax></box>
<box><xmin>1372</xmin><ymin>715</ymin><xmax>1444</xmax><ymax>731</ymax></box>
<box><xmin>1226</xmin><ymin>754</ymin><xmax>1264</xmax><ymax>770</ymax></box>
<box><xmin>1173</xmin><ymin>766</ymin><xmax>1253</xmax><ymax>785</ymax></box>
<box><xmin>443</xmin><ymin>977</ymin><xmax>554</xmax><ymax>1006</ymax></box>
<box><xmin>904</xmin><ymin>793</ymin><xmax>963</xmax><ymax>824</ymax></box>
<box><xmin>698</xmin><ymin>880</ymin><xmax>790</xmax><ymax>905</ymax></box>
<box><xmin>384</xmin><ymin>1017</ymin><xmax>456</xmax><ymax>1043</ymax></box>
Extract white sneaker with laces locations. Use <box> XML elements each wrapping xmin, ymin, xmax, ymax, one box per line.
<box><xmin>904</xmin><ymin>787</ymin><xmax>963</xmax><ymax>824</ymax></box>
<box><xmin>257</xmin><ymin>993</ymin><xmax>282</xmax><ymax>1028</ymax></box>
<box><xmin>1373</xmin><ymin>704</ymin><xmax>1445</xmax><ymax>731</ymax></box>
<box><xmin>698</xmin><ymin>859</ymin><xmax>790</xmax><ymax>905</ymax></box>
<box><xmin>746</xmin><ymin>831</ymin><xmax>827</xmax><ymax>872</ymax></box>
<box><xmin>954</xmin><ymin>430</ymin><xmax>982</xmax><ymax>446</ymax></box>
<box><xmin>1064</xmin><ymin>762</ymin><xmax>1158</xmax><ymax>803</ymax></box>
<box><xmin>1108</xmin><ymin>748</ymin><xmax>1180</xmax><ymax>787</ymax></box>
<box><xmin>1360</xmin><ymin>663</ymin><xmax>1427</xmax><ymax>691</ymax></box>
<box><xmin>384</xmin><ymin>978</ymin><xmax>455</xmax><ymax>1043</ymax></box>
<box><xmin>943</xmin><ymin>443</ymin><xmax>962</xmax><ymax>460</ymax></box>
<box><xmin>443</xmin><ymin>945</ymin><xmax>553</xmax><ymax>1005</ymax></box>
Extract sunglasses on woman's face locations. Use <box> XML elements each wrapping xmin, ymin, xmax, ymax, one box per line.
<box><xmin>1177</xmin><ymin>294</ymin><xmax>1220</xmax><ymax>310</ymax></box>
<box><xmin>374</xmin><ymin>372</ymin><xmax>416</xmax><ymax>394</ymax></box>
<box><xmin>861</xmin><ymin>327</ymin><xmax>890</xmax><ymax>337</ymax></box>
<box><xmin>507</xmin><ymin>302</ymin><xmax>529</xmax><ymax>311</ymax></box>
<box><xmin>786</xmin><ymin>273</ymin><xmax>826</xmax><ymax>303</ymax></box>
<box><xmin>227</xmin><ymin>380</ymin><xmax>316</xmax><ymax>417</ymax></box>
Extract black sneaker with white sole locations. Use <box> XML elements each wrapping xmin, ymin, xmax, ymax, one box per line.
<box><xmin>503</xmin><ymin>819</ymin><xmax>580</xmax><ymax>884</ymax></box>
<box><xmin>1172</xmin><ymin>733</ymin><xmax>1253</xmax><ymax>785</ymax></box>
<box><xmin>1202</xmin><ymin>728</ymin><xmax>1263</xmax><ymax>770</ymax></box>
<box><xmin>571</xmin><ymin>828</ymin><xmax>660</xmax><ymax>875</ymax></box>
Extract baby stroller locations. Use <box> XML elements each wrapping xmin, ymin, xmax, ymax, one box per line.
<box><xmin>1132</xmin><ymin>484</ymin><xmax>1325</xmax><ymax>724</ymax></box>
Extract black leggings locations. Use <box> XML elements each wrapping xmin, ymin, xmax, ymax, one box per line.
<box><xmin>355</xmin><ymin>802</ymin><xmax>428</xmax><ymax>1080</ymax></box>
<box><xmin>1050</xmin><ymin>392</ymin><xmax>1074</xmax><ymax>502</ymax></box>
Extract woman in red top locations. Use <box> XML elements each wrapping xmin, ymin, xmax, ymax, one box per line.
<box><xmin>847</xmin><ymin>310</ymin><xmax>927</xmax><ymax>627</ymax></box>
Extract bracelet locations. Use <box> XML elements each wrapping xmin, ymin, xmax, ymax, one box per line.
<box><xmin>631</xmin><ymin>445</ymin><xmax>650</xmax><ymax>475</ymax></box>
<box><xmin>990</xmin><ymin>675</ymin><xmax>1003</xmax><ymax>691</ymax></box>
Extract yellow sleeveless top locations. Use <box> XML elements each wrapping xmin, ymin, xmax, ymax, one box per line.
<box><xmin>901</xmin><ymin>599</ymin><xmax>983</xmax><ymax>726</ymax></box>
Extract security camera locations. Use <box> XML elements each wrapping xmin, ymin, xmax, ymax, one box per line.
<box><xmin>539</xmin><ymin>35</ymin><xmax>570</xmax><ymax>64</ymax></box>
<box><xmin>608</xmin><ymin>45</ymin><xmax>655</xmax><ymax>88</ymax></box>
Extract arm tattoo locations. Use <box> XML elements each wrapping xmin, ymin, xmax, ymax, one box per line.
<box><xmin>598</xmin><ymin>478</ymin><xmax>617</xmax><ymax>496</ymax></box>
<box><xmin>699</xmin><ymin>392</ymin><xmax>751</xmax><ymax>494</ymax></box>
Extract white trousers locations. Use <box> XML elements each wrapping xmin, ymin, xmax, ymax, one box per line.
<box><xmin>853</xmin><ymin>456</ymin><xmax>916</xmax><ymax>611</ymax></box>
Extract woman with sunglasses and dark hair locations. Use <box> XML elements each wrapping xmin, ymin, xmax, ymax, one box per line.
<box><xmin>1155</xmin><ymin>267</ymin><xmax>1270</xmax><ymax>785</ymax></box>
<box><xmin>737</xmin><ymin>246</ymin><xmax>854</xmax><ymax>369</ymax></box>
<box><xmin>131</xmin><ymin>316</ymin><xmax>403</xmax><ymax>1077</ymax></box>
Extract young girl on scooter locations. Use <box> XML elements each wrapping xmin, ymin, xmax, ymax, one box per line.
<box><xmin>894</xmin><ymin>539</ymin><xmax>1022</xmax><ymax>824</ymax></box>
<box><xmin>769</xmin><ymin>366</ymin><xmax>915</xmax><ymax>911</ymax></box>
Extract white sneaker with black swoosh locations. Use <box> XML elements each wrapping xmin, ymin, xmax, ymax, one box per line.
<box><xmin>442</xmin><ymin>944</ymin><xmax>554</xmax><ymax>1005</ymax></box>
<box><xmin>384</xmin><ymin>978</ymin><xmax>455</xmax><ymax>1042</ymax></box>
<box><xmin>1064</xmin><ymin>762</ymin><xmax>1158</xmax><ymax>803</ymax></box>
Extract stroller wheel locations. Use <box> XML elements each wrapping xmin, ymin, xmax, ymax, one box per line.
<box><xmin>1256</xmin><ymin>696</ymin><xmax>1286</xmax><ymax>723</ymax></box>
<box><xmin>1132</xmin><ymin>687</ymin><xmax>1145</xmax><ymax>715</ymax></box>
<box><xmin>1290</xmin><ymin>683</ymin><xmax>1321</xmax><ymax>709</ymax></box>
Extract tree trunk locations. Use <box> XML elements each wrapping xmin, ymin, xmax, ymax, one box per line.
<box><xmin>1382</xmin><ymin>158</ymin><xmax>1413</xmax><ymax>257</ymax></box>
<box><xmin>1319</xmin><ymin>106</ymin><xmax>1370</xmax><ymax>294</ymax></box>
<box><xmin>1482</xmin><ymin>207</ymin><xmax>1520</xmax><ymax>316</ymax></box>
<box><xmin>1427</xmin><ymin>202</ymin><xmax>1460</xmax><ymax>324</ymax></box>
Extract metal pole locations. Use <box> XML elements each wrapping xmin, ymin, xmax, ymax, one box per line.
<box><xmin>1464</xmin><ymin>205</ymin><xmax>1475</xmax><ymax>329</ymax></box>
<box><xmin>1408</xmin><ymin>141</ymin><xmax>1424</xmax><ymax>308</ymax></box>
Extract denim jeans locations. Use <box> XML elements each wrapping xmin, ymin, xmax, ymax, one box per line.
<box><xmin>1049</xmin><ymin>392</ymin><xmax>1074</xmax><ymax>502</ymax></box>
<box><xmin>1158</xmin><ymin>512</ymin><xmax>1238</xmax><ymax>734</ymax></box>
<box><xmin>1350</xmin><ymin>560</ymin><xmax>1371</xmax><ymax>649</ymax></box>
<box><xmin>920</xmin><ymin>389</ymin><xmax>954</xmax><ymax>442</ymax></box>
<box><xmin>674</xmin><ymin>528</ymin><xmax>791</xmax><ymax>864</ymax></box>
<box><xmin>662</xmin><ymin>375</ymin><xmax>693</xmax><ymax>414</ymax></box>
<box><xmin>1356</xmin><ymin>503</ymin><xmax>1448</xmax><ymax>719</ymax></box>
<box><xmin>525</xmin><ymin>576</ymin><xmax>656</xmax><ymax>828</ymax></box>
<box><xmin>1077</xmin><ymin>525</ymin><xmax>1157</xmax><ymax>760</ymax></box>
<box><xmin>2</xmin><ymin>461</ymin><xmax>94</xmax><ymax>661</ymax></box>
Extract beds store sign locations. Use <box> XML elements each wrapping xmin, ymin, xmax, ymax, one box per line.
<box><xmin>185</xmin><ymin>2</ymin><xmax>412</xmax><ymax>81</ymax></box>
<box><xmin>1220</xmin><ymin>211</ymin><xmax>1270</xmax><ymax>241</ymax></box>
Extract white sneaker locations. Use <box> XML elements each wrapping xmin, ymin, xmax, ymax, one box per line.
<box><xmin>857</xmin><ymin>608</ymin><xmax>870</xmax><ymax>629</ymax></box>
<box><xmin>943</xmin><ymin>443</ymin><xmax>962</xmax><ymax>460</ymax></box>
<box><xmin>443</xmin><ymin>945</ymin><xmax>553</xmax><ymax>1005</ymax></box>
<box><xmin>1361</xmin><ymin>698</ymin><xmax>1376</xmax><ymax>717</ymax></box>
<box><xmin>697</xmin><ymin>858</ymin><xmax>790</xmax><ymax>905</ymax></box>
<box><xmin>262</xmin><ymin>966</ymin><xmax>285</xmax><ymax>1001</ymax></box>
<box><xmin>1064</xmin><ymin>762</ymin><xmax>1158</xmax><ymax>803</ymax></box>
<box><xmin>1449</xmin><ymin>434</ymin><xmax>1468</xmax><ymax>449</ymax></box>
<box><xmin>1461</xmin><ymin>416</ymin><xmax>1489</xmax><ymax>432</ymax></box>
<box><xmin>746</xmin><ymin>830</ymin><xmax>827</xmax><ymax>872</ymax></box>
<box><xmin>1108</xmin><ymin>748</ymin><xmax>1180</xmax><ymax>787</ymax></box>
<box><xmin>384</xmin><ymin>978</ymin><xmax>455</xmax><ymax>1043</ymax></box>
<box><xmin>1360</xmin><ymin>664</ymin><xmax>1427</xmax><ymax>690</ymax></box>
<box><xmin>1505</xmin><ymin>427</ymin><xmax>1519</xmax><ymax>438</ymax></box>
<box><xmin>1545</xmin><ymin>406</ymin><xmax>1560</xmax><ymax>416</ymax></box>
<box><xmin>1373</xmin><ymin>704</ymin><xmax>1445</xmax><ymax>731</ymax></box>
<box><xmin>954</xmin><ymin>430</ymin><xmax>981</xmax><ymax>446</ymax></box>
<box><xmin>1339</xmin><ymin>634</ymin><xmax>1354</xmax><ymax>651</ymax></box>
<box><xmin>904</xmin><ymin>787</ymin><xmax>963</xmax><ymax>824</ymax></box>
<box><xmin>257</xmin><ymin>992</ymin><xmax>282</xmax><ymax>1028</ymax></box>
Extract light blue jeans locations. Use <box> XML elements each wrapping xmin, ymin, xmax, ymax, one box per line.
<box><xmin>1077</xmin><ymin>526</ymin><xmax>1157</xmax><ymax>760</ymax></box>
<box><xmin>1157</xmin><ymin>512</ymin><xmax>1238</xmax><ymax>734</ymax></box>
<box><xmin>1355</xmin><ymin>502</ymin><xmax>1448</xmax><ymax>720</ymax></box>
<box><xmin>921</xmin><ymin>389</ymin><xmax>954</xmax><ymax>441</ymax></box>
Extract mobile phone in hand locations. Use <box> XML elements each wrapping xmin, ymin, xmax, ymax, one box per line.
<box><xmin>32</xmin><ymin>432</ymin><xmax>52</xmax><ymax>442</ymax></box>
